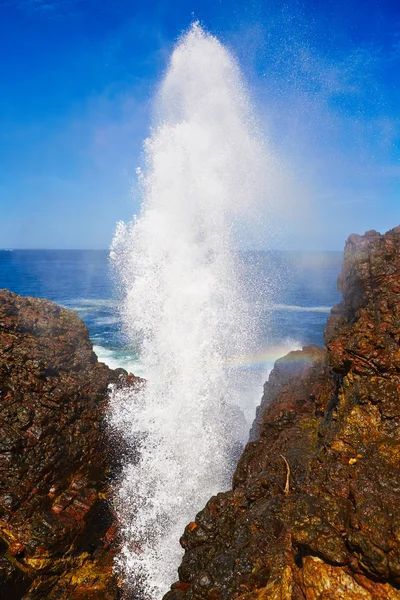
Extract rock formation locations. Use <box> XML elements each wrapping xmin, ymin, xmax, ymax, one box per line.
<box><xmin>0</xmin><ymin>290</ymin><xmax>140</xmax><ymax>600</ymax></box>
<box><xmin>2</xmin><ymin>225</ymin><xmax>400</xmax><ymax>600</ymax></box>
<box><xmin>164</xmin><ymin>226</ymin><xmax>400</xmax><ymax>600</ymax></box>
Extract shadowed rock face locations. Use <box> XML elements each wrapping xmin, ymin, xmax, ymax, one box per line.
<box><xmin>164</xmin><ymin>226</ymin><xmax>400</xmax><ymax>600</ymax></box>
<box><xmin>0</xmin><ymin>290</ymin><xmax>140</xmax><ymax>600</ymax></box>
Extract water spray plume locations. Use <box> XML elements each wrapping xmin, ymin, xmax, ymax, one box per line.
<box><xmin>109</xmin><ymin>23</ymin><xmax>278</xmax><ymax>598</ymax></box>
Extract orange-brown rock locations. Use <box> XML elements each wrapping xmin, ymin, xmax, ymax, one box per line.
<box><xmin>0</xmin><ymin>290</ymin><xmax>140</xmax><ymax>599</ymax></box>
<box><xmin>164</xmin><ymin>225</ymin><xmax>400</xmax><ymax>600</ymax></box>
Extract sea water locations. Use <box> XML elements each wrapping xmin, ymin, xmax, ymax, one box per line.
<box><xmin>0</xmin><ymin>21</ymin><xmax>344</xmax><ymax>583</ymax></box>
<box><xmin>106</xmin><ymin>24</ymin><xmax>343</xmax><ymax>598</ymax></box>
<box><xmin>0</xmin><ymin>248</ymin><xmax>341</xmax><ymax>367</ymax></box>
<box><xmin>0</xmin><ymin>247</ymin><xmax>342</xmax><ymax>594</ymax></box>
<box><xmin>0</xmin><ymin>24</ymin><xmax>344</xmax><ymax>600</ymax></box>
<box><xmin>0</xmin><ymin>248</ymin><xmax>341</xmax><ymax>362</ymax></box>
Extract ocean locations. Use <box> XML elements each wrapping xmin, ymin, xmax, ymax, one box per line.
<box><xmin>0</xmin><ymin>249</ymin><xmax>343</xmax><ymax>380</ymax></box>
<box><xmin>1</xmin><ymin>246</ymin><xmax>343</xmax><ymax>594</ymax></box>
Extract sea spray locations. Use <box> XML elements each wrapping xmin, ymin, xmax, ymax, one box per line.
<box><xmin>109</xmin><ymin>23</ymin><xmax>277</xmax><ymax>598</ymax></box>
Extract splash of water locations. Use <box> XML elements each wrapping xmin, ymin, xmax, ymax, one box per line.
<box><xmin>109</xmin><ymin>23</ymin><xmax>276</xmax><ymax>598</ymax></box>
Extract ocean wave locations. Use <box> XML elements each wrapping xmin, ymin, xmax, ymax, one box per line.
<box><xmin>93</xmin><ymin>344</ymin><xmax>144</xmax><ymax>376</ymax></box>
<box><xmin>71</xmin><ymin>298</ymin><xmax>118</xmax><ymax>307</ymax></box>
<box><xmin>63</xmin><ymin>298</ymin><xmax>119</xmax><ymax>317</ymax></box>
<box><xmin>93</xmin><ymin>316</ymin><xmax>120</xmax><ymax>326</ymax></box>
<box><xmin>270</xmin><ymin>304</ymin><xmax>332</xmax><ymax>313</ymax></box>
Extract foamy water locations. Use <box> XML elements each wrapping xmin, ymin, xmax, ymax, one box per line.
<box><xmin>270</xmin><ymin>303</ymin><xmax>332</xmax><ymax>313</ymax></box>
<box><xmin>108</xmin><ymin>23</ymin><xmax>282</xmax><ymax>598</ymax></box>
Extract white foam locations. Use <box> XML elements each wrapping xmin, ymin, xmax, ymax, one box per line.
<box><xmin>108</xmin><ymin>23</ymin><xmax>280</xmax><ymax>598</ymax></box>
<box><xmin>93</xmin><ymin>344</ymin><xmax>144</xmax><ymax>375</ymax></box>
<box><xmin>270</xmin><ymin>303</ymin><xmax>332</xmax><ymax>313</ymax></box>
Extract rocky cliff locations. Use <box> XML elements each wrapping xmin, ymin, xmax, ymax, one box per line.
<box><xmin>164</xmin><ymin>226</ymin><xmax>400</xmax><ymax>600</ymax></box>
<box><xmin>0</xmin><ymin>290</ymin><xmax>140</xmax><ymax>600</ymax></box>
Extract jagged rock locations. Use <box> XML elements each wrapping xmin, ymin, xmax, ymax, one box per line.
<box><xmin>164</xmin><ymin>225</ymin><xmax>400</xmax><ymax>600</ymax></box>
<box><xmin>0</xmin><ymin>290</ymin><xmax>141</xmax><ymax>599</ymax></box>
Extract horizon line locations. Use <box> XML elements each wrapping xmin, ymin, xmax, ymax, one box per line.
<box><xmin>0</xmin><ymin>248</ymin><xmax>345</xmax><ymax>253</ymax></box>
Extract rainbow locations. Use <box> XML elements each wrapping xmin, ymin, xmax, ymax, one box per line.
<box><xmin>226</xmin><ymin>341</ymin><xmax>304</xmax><ymax>369</ymax></box>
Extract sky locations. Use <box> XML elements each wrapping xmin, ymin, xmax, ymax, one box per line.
<box><xmin>0</xmin><ymin>0</ymin><xmax>399</xmax><ymax>250</ymax></box>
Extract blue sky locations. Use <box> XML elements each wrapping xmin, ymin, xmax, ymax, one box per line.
<box><xmin>0</xmin><ymin>0</ymin><xmax>399</xmax><ymax>249</ymax></box>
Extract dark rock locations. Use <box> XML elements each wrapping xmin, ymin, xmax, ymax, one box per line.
<box><xmin>164</xmin><ymin>226</ymin><xmax>400</xmax><ymax>600</ymax></box>
<box><xmin>0</xmin><ymin>290</ymin><xmax>142</xmax><ymax>599</ymax></box>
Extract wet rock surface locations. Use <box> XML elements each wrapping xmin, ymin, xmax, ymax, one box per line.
<box><xmin>164</xmin><ymin>226</ymin><xmax>400</xmax><ymax>600</ymax></box>
<box><xmin>0</xmin><ymin>289</ymin><xmax>140</xmax><ymax>599</ymax></box>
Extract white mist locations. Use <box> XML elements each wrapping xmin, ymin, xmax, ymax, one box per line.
<box><xmin>109</xmin><ymin>23</ymin><xmax>276</xmax><ymax>598</ymax></box>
